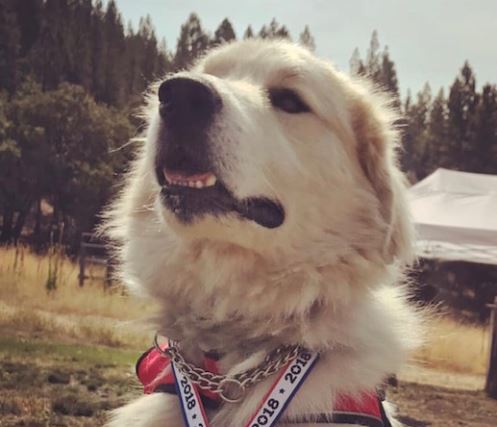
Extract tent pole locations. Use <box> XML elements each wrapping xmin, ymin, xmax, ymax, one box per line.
<box><xmin>485</xmin><ymin>295</ymin><xmax>497</xmax><ymax>398</ymax></box>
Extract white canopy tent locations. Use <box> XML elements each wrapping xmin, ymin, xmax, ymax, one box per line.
<box><xmin>409</xmin><ymin>168</ymin><xmax>497</xmax><ymax>265</ymax></box>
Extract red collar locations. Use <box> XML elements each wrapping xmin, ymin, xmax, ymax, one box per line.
<box><xmin>136</xmin><ymin>345</ymin><xmax>388</xmax><ymax>426</ymax></box>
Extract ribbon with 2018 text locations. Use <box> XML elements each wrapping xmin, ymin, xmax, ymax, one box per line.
<box><xmin>171</xmin><ymin>348</ymin><xmax>319</xmax><ymax>427</ymax></box>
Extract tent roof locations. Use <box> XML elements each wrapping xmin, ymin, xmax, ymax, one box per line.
<box><xmin>409</xmin><ymin>168</ymin><xmax>497</xmax><ymax>265</ymax></box>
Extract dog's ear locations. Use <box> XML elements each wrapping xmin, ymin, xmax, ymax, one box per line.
<box><xmin>351</xmin><ymin>93</ymin><xmax>414</xmax><ymax>264</ymax></box>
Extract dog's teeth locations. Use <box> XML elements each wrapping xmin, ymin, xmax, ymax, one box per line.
<box><xmin>164</xmin><ymin>172</ymin><xmax>217</xmax><ymax>188</ymax></box>
<box><xmin>206</xmin><ymin>175</ymin><xmax>217</xmax><ymax>187</ymax></box>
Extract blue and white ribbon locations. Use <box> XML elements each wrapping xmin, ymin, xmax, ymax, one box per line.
<box><xmin>172</xmin><ymin>348</ymin><xmax>319</xmax><ymax>427</ymax></box>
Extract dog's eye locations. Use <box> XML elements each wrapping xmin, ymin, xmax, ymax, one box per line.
<box><xmin>268</xmin><ymin>88</ymin><xmax>310</xmax><ymax>114</ymax></box>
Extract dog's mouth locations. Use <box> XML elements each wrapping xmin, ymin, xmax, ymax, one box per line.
<box><xmin>156</xmin><ymin>168</ymin><xmax>285</xmax><ymax>229</ymax></box>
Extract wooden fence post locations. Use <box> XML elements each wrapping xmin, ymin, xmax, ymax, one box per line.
<box><xmin>105</xmin><ymin>260</ymin><xmax>113</xmax><ymax>288</ymax></box>
<box><xmin>78</xmin><ymin>242</ymin><xmax>86</xmax><ymax>287</ymax></box>
<box><xmin>485</xmin><ymin>295</ymin><xmax>497</xmax><ymax>398</ymax></box>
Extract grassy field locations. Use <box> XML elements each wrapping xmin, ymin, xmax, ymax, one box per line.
<box><xmin>0</xmin><ymin>335</ymin><xmax>142</xmax><ymax>426</ymax></box>
<box><xmin>0</xmin><ymin>246</ymin><xmax>495</xmax><ymax>426</ymax></box>
<box><xmin>0</xmin><ymin>246</ymin><xmax>150</xmax><ymax>426</ymax></box>
<box><xmin>416</xmin><ymin>315</ymin><xmax>490</xmax><ymax>375</ymax></box>
<box><xmin>0</xmin><ymin>246</ymin><xmax>490</xmax><ymax>375</ymax></box>
<box><xmin>0</xmin><ymin>246</ymin><xmax>154</xmax><ymax>349</ymax></box>
<box><xmin>1</xmin><ymin>334</ymin><xmax>496</xmax><ymax>427</ymax></box>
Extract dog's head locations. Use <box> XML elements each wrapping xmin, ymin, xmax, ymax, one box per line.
<box><xmin>108</xmin><ymin>39</ymin><xmax>413</xmax><ymax>295</ymax></box>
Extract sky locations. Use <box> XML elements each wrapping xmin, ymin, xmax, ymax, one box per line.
<box><xmin>112</xmin><ymin>0</ymin><xmax>496</xmax><ymax>98</ymax></box>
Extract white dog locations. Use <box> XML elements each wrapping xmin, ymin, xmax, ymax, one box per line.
<box><xmin>104</xmin><ymin>39</ymin><xmax>421</xmax><ymax>427</ymax></box>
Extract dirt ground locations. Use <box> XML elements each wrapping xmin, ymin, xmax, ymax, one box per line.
<box><xmin>1</xmin><ymin>337</ymin><xmax>496</xmax><ymax>427</ymax></box>
<box><xmin>390</xmin><ymin>382</ymin><xmax>497</xmax><ymax>427</ymax></box>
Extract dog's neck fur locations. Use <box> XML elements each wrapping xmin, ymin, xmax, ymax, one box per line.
<box><xmin>144</xmin><ymin>238</ymin><xmax>415</xmax><ymax>376</ymax></box>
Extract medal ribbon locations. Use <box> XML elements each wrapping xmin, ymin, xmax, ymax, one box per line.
<box><xmin>171</xmin><ymin>348</ymin><xmax>319</xmax><ymax>427</ymax></box>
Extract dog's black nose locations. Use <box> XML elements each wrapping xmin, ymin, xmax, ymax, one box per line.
<box><xmin>158</xmin><ymin>77</ymin><xmax>221</xmax><ymax>123</ymax></box>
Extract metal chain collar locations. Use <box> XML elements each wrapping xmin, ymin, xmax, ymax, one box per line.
<box><xmin>153</xmin><ymin>333</ymin><xmax>301</xmax><ymax>403</ymax></box>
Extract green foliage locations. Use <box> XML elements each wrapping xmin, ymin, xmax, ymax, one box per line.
<box><xmin>0</xmin><ymin>80</ymin><xmax>133</xmax><ymax>244</ymax></box>
<box><xmin>258</xmin><ymin>18</ymin><xmax>291</xmax><ymax>40</ymax></box>
<box><xmin>402</xmin><ymin>83</ymin><xmax>432</xmax><ymax>180</ymax></box>
<box><xmin>353</xmin><ymin>32</ymin><xmax>497</xmax><ymax>181</ymax></box>
<box><xmin>405</xmin><ymin>62</ymin><xmax>497</xmax><ymax>180</ymax></box>
<box><xmin>243</xmin><ymin>25</ymin><xmax>254</xmax><ymax>39</ymax></box>
<box><xmin>173</xmin><ymin>13</ymin><xmax>210</xmax><ymax>70</ymax></box>
<box><xmin>350</xmin><ymin>31</ymin><xmax>400</xmax><ymax>105</ymax></box>
<box><xmin>0</xmin><ymin>0</ymin><xmax>21</xmax><ymax>93</ymax></box>
<box><xmin>212</xmin><ymin>18</ymin><xmax>236</xmax><ymax>47</ymax></box>
<box><xmin>1</xmin><ymin>3</ymin><xmax>496</xmax><ymax>249</ymax></box>
<box><xmin>299</xmin><ymin>25</ymin><xmax>315</xmax><ymax>51</ymax></box>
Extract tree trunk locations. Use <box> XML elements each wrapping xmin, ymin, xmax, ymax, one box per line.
<box><xmin>33</xmin><ymin>198</ymin><xmax>42</xmax><ymax>248</ymax></box>
<box><xmin>1</xmin><ymin>208</ymin><xmax>14</xmax><ymax>243</ymax></box>
<box><xmin>13</xmin><ymin>205</ymin><xmax>30</xmax><ymax>243</ymax></box>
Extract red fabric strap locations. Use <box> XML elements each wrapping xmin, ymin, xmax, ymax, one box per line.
<box><xmin>334</xmin><ymin>391</ymin><xmax>382</xmax><ymax>419</ymax></box>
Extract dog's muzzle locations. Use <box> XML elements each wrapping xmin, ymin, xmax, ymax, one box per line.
<box><xmin>154</xmin><ymin>76</ymin><xmax>285</xmax><ymax>229</ymax></box>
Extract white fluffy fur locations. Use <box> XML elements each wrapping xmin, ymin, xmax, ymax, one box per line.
<box><xmin>104</xmin><ymin>39</ymin><xmax>421</xmax><ymax>427</ymax></box>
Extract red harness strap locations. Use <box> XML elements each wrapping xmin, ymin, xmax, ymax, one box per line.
<box><xmin>136</xmin><ymin>346</ymin><xmax>390</xmax><ymax>426</ymax></box>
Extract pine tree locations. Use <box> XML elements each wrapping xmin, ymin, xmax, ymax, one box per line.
<box><xmin>173</xmin><ymin>13</ymin><xmax>210</xmax><ymax>70</ymax></box>
<box><xmin>138</xmin><ymin>15</ymin><xmax>160</xmax><ymax>80</ymax></box>
<box><xmin>380</xmin><ymin>47</ymin><xmax>400</xmax><ymax>109</ymax></box>
<box><xmin>259</xmin><ymin>18</ymin><xmax>291</xmax><ymax>39</ymax></box>
<box><xmin>474</xmin><ymin>84</ymin><xmax>497</xmax><ymax>173</ymax></box>
<box><xmin>402</xmin><ymin>83</ymin><xmax>432</xmax><ymax>180</ymax></box>
<box><xmin>69</xmin><ymin>0</ymin><xmax>93</xmax><ymax>90</ymax></box>
<box><xmin>91</xmin><ymin>0</ymin><xmax>108</xmax><ymax>101</ymax></box>
<box><xmin>157</xmin><ymin>37</ymin><xmax>173</xmax><ymax>76</ymax></box>
<box><xmin>212</xmin><ymin>18</ymin><xmax>236</xmax><ymax>47</ymax></box>
<box><xmin>31</xmin><ymin>0</ymin><xmax>70</xmax><ymax>90</ymax></box>
<box><xmin>426</xmin><ymin>88</ymin><xmax>449</xmax><ymax>172</ymax></box>
<box><xmin>0</xmin><ymin>0</ymin><xmax>21</xmax><ymax>93</ymax></box>
<box><xmin>243</xmin><ymin>25</ymin><xmax>254</xmax><ymax>39</ymax></box>
<box><xmin>101</xmin><ymin>0</ymin><xmax>126</xmax><ymax>105</ymax></box>
<box><xmin>12</xmin><ymin>0</ymin><xmax>42</xmax><ymax>56</ymax></box>
<box><xmin>447</xmin><ymin>62</ymin><xmax>479</xmax><ymax>170</ymax></box>
<box><xmin>350</xmin><ymin>32</ymin><xmax>400</xmax><ymax>102</ymax></box>
<box><xmin>349</xmin><ymin>48</ymin><xmax>363</xmax><ymax>76</ymax></box>
<box><xmin>365</xmin><ymin>30</ymin><xmax>381</xmax><ymax>83</ymax></box>
<box><xmin>299</xmin><ymin>25</ymin><xmax>315</xmax><ymax>51</ymax></box>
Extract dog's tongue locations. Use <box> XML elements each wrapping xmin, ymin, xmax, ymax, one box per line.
<box><xmin>236</xmin><ymin>197</ymin><xmax>285</xmax><ymax>229</ymax></box>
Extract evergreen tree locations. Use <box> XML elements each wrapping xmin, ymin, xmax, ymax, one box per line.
<box><xmin>365</xmin><ymin>30</ymin><xmax>381</xmax><ymax>83</ymax></box>
<box><xmin>349</xmin><ymin>47</ymin><xmax>364</xmax><ymax>76</ymax></box>
<box><xmin>212</xmin><ymin>18</ymin><xmax>236</xmax><ymax>47</ymax></box>
<box><xmin>0</xmin><ymin>0</ymin><xmax>21</xmax><ymax>93</ymax></box>
<box><xmin>474</xmin><ymin>84</ymin><xmax>497</xmax><ymax>173</ymax></box>
<box><xmin>380</xmin><ymin>47</ymin><xmax>400</xmax><ymax>109</ymax></box>
<box><xmin>243</xmin><ymin>25</ymin><xmax>254</xmax><ymax>39</ymax></box>
<box><xmin>68</xmin><ymin>0</ymin><xmax>93</xmax><ymax>90</ymax></box>
<box><xmin>447</xmin><ymin>62</ymin><xmax>479</xmax><ymax>170</ymax></box>
<box><xmin>259</xmin><ymin>18</ymin><xmax>291</xmax><ymax>39</ymax></box>
<box><xmin>157</xmin><ymin>37</ymin><xmax>173</xmax><ymax>76</ymax></box>
<box><xmin>299</xmin><ymin>25</ymin><xmax>315</xmax><ymax>51</ymax></box>
<box><xmin>425</xmin><ymin>88</ymin><xmax>449</xmax><ymax>172</ymax></box>
<box><xmin>173</xmin><ymin>13</ymin><xmax>210</xmax><ymax>70</ymax></box>
<box><xmin>350</xmin><ymin>32</ymin><xmax>400</xmax><ymax>106</ymax></box>
<box><xmin>91</xmin><ymin>0</ymin><xmax>108</xmax><ymax>101</ymax></box>
<box><xmin>137</xmin><ymin>15</ymin><xmax>164</xmax><ymax>82</ymax></box>
<box><xmin>101</xmin><ymin>0</ymin><xmax>126</xmax><ymax>105</ymax></box>
<box><xmin>12</xmin><ymin>0</ymin><xmax>42</xmax><ymax>56</ymax></box>
<box><xmin>402</xmin><ymin>83</ymin><xmax>432</xmax><ymax>180</ymax></box>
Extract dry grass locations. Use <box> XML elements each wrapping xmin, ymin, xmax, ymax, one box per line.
<box><xmin>0</xmin><ymin>246</ymin><xmax>492</xmax><ymax>376</ymax></box>
<box><xmin>0</xmin><ymin>246</ymin><xmax>154</xmax><ymax>348</ymax></box>
<box><xmin>415</xmin><ymin>316</ymin><xmax>489</xmax><ymax>375</ymax></box>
